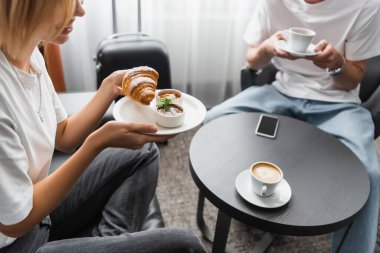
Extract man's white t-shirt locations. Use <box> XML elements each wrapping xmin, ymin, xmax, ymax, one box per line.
<box><xmin>0</xmin><ymin>49</ymin><xmax>67</xmax><ymax>248</ymax></box>
<box><xmin>243</xmin><ymin>0</ymin><xmax>380</xmax><ymax>103</ymax></box>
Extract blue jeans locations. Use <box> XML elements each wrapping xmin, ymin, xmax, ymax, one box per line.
<box><xmin>1</xmin><ymin>144</ymin><xmax>206</xmax><ymax>253</ymax></box>
<box><xmin>206</xmin><ymin>85</ymin><xmax>380</xmax><ymax>253</ymax></box>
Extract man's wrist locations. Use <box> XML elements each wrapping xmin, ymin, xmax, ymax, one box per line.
<box><xmin>328</xmin><ymin>56</ymin><xmax>346</xmax><ymax>77</ymax></box>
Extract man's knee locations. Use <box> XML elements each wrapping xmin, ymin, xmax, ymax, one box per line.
<box><xmin>368</xmin><ymin>165</ymin><xmax>380</xmax><ymax>189</ymax></box>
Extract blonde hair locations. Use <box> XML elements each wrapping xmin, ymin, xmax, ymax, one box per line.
<box><xmin>0</xmin><ymin>0</ymin><xmax>76</xmax><ymax>59</ymax></box>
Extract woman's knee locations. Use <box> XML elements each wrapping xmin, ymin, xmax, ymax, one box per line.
<box><xmin>128</xmin><ymin>143</ymin><xmax>160</xmax><ymax>188</ymax></box>
<box><xmin>117</xmin><ymin>142</ymin><xmax>160</xmax><ymax>169</ymax></box>
<box><xmin>157</xmin><ymin>228</ymin><xmax>206</xmax><ymax>253</ymax></box>
<box><xmin>140</xmin><ymin>142</ymin><xmax>160</xmax><ymax>171</ymax></box>
<box><xmin>102</xmin><ymin>144</ymin><xmax>159</xmax><ymax>185</ymax></box>
<box><xmin>145</xmin><ymin>142</ymin><xmax>160</xmax><ymax>160</ymax></box>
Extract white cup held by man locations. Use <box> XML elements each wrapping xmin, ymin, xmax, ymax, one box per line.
<box><xmin>286</xmin><ymin>27</ymin><xmax>316</xmax><ymax>53</ymax></box>
<box><xmin>250</xmin><ymin>161</ymin><xmax>283</xmax><ymax>197</ymax></box>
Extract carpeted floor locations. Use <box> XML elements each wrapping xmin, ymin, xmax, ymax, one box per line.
<box><xmin>156</xmin><ymin>127</ymin><xmax>380</xmax><ymax>253</ymax></box>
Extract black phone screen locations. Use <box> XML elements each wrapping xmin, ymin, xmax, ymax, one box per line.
<box><xmin>256</xmin><ymin>115</ymin><xmax>279</xmax><ymax>138</ymax></box>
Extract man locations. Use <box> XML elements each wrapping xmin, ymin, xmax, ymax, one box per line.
<box><xmin>205</xmin><ymin>0</ymin><xmax>380</xmax><ymax>252</ymax></box>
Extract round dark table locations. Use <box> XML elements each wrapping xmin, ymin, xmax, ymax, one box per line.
<box><xmin>189</xmin><ymin>113</ymin><xmax>369</xmax><ymax>253</ymax></box>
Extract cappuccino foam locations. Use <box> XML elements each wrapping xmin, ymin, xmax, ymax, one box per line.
<box><xmin>252</xmin><ymin>164</ymin><xmax>282</xmax><ymax>184</ymax></box>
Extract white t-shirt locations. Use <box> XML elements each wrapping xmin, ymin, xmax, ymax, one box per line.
<box><xmin>243</xmin><ymin>0</ymin><xmax>380</xmax><ymax>103</ymax></box>
<box><xmin>0</xmin><ymin>49</ymin><xmax>67</xmax><ymax>248</ymax></box>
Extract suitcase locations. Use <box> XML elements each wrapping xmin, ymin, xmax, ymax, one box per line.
<box><xmin>95</xmin><ymin>0</ymin><xmax>172</xmax><ymax>90</ymax></box>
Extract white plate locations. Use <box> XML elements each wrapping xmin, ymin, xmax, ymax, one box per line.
<box><xmin>235</xmin><ymin>170</ymin><xmax>292</xmax><ymax>208</ymax></box>
<box><xmin>113</xmin><ymin>91</ymin><xmax>207</xmax><ymax>135</ymax></box>
<box><xmin>276</xmin><ymin>40</ymin><xmax>319</xmax><ymax>57</ymax></box>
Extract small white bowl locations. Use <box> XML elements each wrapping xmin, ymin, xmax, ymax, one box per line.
<box><xmin>155</xmin><ymin>103</ymin><xmax>185</xmax><ymax>128</ymax></box>
<box><xmin>156</xmin><ymin>89</ymin><xmax>183</xmax><ymax>105</ymax></box>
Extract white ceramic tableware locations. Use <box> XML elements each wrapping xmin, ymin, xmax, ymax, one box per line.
<box><xmin>155</xmin><ymin>103</ymin><xmax>185</xmax><ymax>128</ymax></box>
<box><xmin>276</xmin><ymin>40</ymin><xmax>318</xmax><ymax>57</ymax></box>
<box><xmin>285</xmin><ymin>27</ymin><xmax>316</xmax><ymax>53</ymax></box>
<box><xmin>113</xmin><ymin>91</ymin><xmax>206</xmax><ymax>135</ymax></box>
<box><xmin>250</xmin><ymin>161</ymin><xmax>283</xmax><ymax>197</ymax></box>
<box><xmin>236</xmin><ymin>169</ymin><xmax>291</xmax><ymax>208</ymax></box>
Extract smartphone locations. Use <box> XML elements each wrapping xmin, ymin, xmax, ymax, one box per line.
<box><xmin>255</xmin><ymin>114</ymin><xmax>279</xmax><ymax>139</ymax></box>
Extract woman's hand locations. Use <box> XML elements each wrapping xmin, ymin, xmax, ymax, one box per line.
<box><xmin>99</xmin><ymin>70</ymin><xmax>127</xmax><ymax>100</ymax></box>
<box><xmin>86</xmin><ymin>121</ymin><xmax>175</xmax><ymax>151</ymax></box>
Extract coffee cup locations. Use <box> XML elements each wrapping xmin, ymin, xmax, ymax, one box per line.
<box><xmin>285</xmin><ymin>27</ymin><xmax>316</xmax><ymax>53</ymax></box>
<box><xmin>250</xmin><ymin>161</ymin><xmax>283</xmax><ymax>197</ymax></box>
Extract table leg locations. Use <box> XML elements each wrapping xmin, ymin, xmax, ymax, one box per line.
<box><xmin>196</xmin><ymin>192</ymin><xmax>236</xmax><ymax>253</ymax></box>
<box><xmin>251</xmin><ymin>232</ymin><xmax>276</xmax><ymax>253</ymax></box>
<box><xmin>196</xmin><ymin>191</ymin><xmax>214</xmax><ymax>243</ymax></box>
<box><xmin>212</xmin><ymin>209</ymin><xmax>232</xmax><ymax>253</ymax></box>
<box><xmin>335</xmin><ymin>222</ymin><xmax>353</xmax><ymax>253</ymax></box>
<box><xmin>196</xmin><ymin>191</ymin><xmax>275</xmax><ymax>253</ymax></box>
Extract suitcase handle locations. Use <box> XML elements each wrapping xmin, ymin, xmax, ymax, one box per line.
<box><xmin>106</xmin><ymin>33</ymin><xmax>148</xmax><ymax>40</ymax></box>
<box><xmin>93</xmin><ymin>33</ymin><xmax>150</xmax><ymax>65</ymax></box>
<box><xmin>112</xmin><ymin>0</ymin><xmax>142</xmax><ymax>34</ymax></box>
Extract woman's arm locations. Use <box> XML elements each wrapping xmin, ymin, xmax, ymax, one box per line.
<box><xmin>0</xmin><ymin>136</ymin><xmax>100</xmax><ymax>238</ymax></box>
<box><xmin>0</xmin><ymin>122</ymin><xmax>172</xmax><ymax>238</ymax></box>
<box><xmin>55</xmin><ymin>70</ymin><xmax>124</xmax><ymax>153</ymax></box>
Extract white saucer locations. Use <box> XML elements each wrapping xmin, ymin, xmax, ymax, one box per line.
<box><xmin>113</xmin><ymin>91</ymin><xmax>207</xmax><ymax>135</ymax></box>
<box><xmin>276</xmin><ymin>40</ymin><xmax>319</xmax><ymax>57</ymax></box>
<box><xmin>235</xmin><ymin>170</ymin><xmax>292</xmax><ymax>208</ymax></box>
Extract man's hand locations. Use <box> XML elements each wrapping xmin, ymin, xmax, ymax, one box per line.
<box><xmin>262</xmin><ymin>31</ymin><xmax>298</xmax><ymax>60</ymax></box>
<box><xmin>246</xmin><ymin>30</ymin><xmax>298</xmax><ymax>70</ymax></box>
<box><xmin>306</xmin><ymin>39</ymin><xmax>367</xmax><ymax>91</ymax></box>
<box><xmin>307</xmin><ymin>40</ymin><xmax>344</xmax><ymax>71</ymax></box>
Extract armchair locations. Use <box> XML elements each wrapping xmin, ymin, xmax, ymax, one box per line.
<box><xmin>51</xmin><ymin>91</ymin><xmax>165</xmax><ymax>231</ymax></box>
<box><xmin>240</xmin><ymin>55</ymin><xmax>380</xmax><ymax>139</ymax></box>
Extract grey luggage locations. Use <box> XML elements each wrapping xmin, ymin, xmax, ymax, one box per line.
<box><xmin>95</xmin><ymin>0</ymin><xmax>172</xmax><ymax>90</ymax></box>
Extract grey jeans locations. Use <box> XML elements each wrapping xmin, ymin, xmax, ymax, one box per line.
<box><xmin>1</xmin><ymin>144</ymin><xmax>206</xmax><ymax>253</ymax></box>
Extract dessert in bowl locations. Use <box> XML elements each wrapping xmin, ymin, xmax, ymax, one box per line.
<box><xmin>155</xmin><ymin>98</ymin><xmax>184</xmax><ymax>128</ymax></box>
<box><xmin>120</xmin><ymin>67</ymin><xmax>188</xmax><ymax>128</ymax></box>
<box><xmin>156</xmin><ymin>89</ymin><xmax>183</xmax><ymax>105</ymax></box>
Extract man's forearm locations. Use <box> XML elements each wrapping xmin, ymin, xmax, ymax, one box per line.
<box><xmin>331</xmin><ymin>58</ymin><xmax>367</xmax><ymax>91</ymax></box>
<box><xmin>246</xmin><ymin>43</ymin><xmax>274</xmax><ymax>70</ymax></box>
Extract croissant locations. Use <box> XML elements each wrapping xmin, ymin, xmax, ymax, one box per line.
<box><xmin>122</xmin><ymin>66</ymin><xmax>159</xmax><ymax>105</ymax></box>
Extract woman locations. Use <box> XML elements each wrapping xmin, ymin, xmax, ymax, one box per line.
<box><xmin>0</xmin><ymin>1</ymin><xmax>206</xmax><ymax>252</ymax></box>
